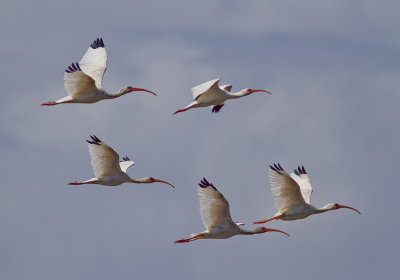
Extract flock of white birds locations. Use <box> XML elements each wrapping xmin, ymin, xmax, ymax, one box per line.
<box><xmin>41</xmin><ymin>38</ymin><xmax>360</xmax><ymax>244</ymax></box>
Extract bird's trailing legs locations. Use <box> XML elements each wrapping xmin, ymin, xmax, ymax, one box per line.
<box><xmin>68</xmin><ymin>179</ymin><xmax>98</xmax><ymax>185</ymax></box>
<box><xmin>174</xmin><ymin>233</ymin><xmax>205</xmax><ymax>243</ymax></box>
<box><xmin>173</xmin><ymin>108</ymin><xmax>188</xmax><ymax>114</ymax></box>
<box><xmin>253</xmin><ymin>214</ymin><xmax>285</xmax><ymax>224</ymax></box>
<box><xmin>173</xmin><ymin>104</ymin><xmax>197</xmax><ymax>115</ymax></box>
<box><xmin>40</xmin><ymin>101</ymin><xmax>58</xmax><ymax>106</ymax></box>
<box><xmin>41</xmin><ymin>100</ymin><xmax>72</xmax><ymax>106</ymax></box>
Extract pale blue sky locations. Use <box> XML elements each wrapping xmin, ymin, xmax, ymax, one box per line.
<box><xmin>1</xmin><ymin>1</ymin><xmax>399</xmax><ymax>279</ymax></box>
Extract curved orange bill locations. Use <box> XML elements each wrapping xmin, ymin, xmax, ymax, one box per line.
<box><xmin>152</xmin><ymin>178</ymin><xmax>175</xmax><ymax>188</ymax></box>
<box><xmin>263</xmin><ymin>227</ymin><xmax>290</xmax><ymax>237</ymax></box>
<box><xmin>249</xmin><ymin>89</ymin><xmax>272</xmax><ymax>95</ymax></box>
<box><xmin>337</xmin><ymin>204</ymin><xmax>361</xmax><ymax>214</ymax></box>
<box><xmin>130</xmin><ymin>87</ymin><xmax>157</xmax><ymax>96</ymax></box>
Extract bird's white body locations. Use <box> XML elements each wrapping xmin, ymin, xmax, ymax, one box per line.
<box><xmin>68</xmin><ymin>135</ymin><xmax>175</xmax><ymax>188</ymax></box>
<box><xmin>84</xmin><ymin>172</ymin><xmax>130</xmax><ymax>186</ymax></box>
<box><xmin>175</xmin><ymin>178</ymin><xmax>288</xmax><ymax>243</ymax></box>
<box><xmin>254</xmin><ymin>164</ymin><xmax>360</xmax><ymax>224</ymax></box>
<box><xmin>41</xmin><ymin>38</ymin><xmax>156</xmax><ymax>106</ymax></box>
<box><xmin>192</xmin><ymin>227</ymin><xmax>241</xmax><ymax>240</ymax></box>
<box><xmin>276</xmin><ymin>204</ymin><xmax>320</xmax><ymax>221</ymax></box>
<box><xmin>173</xmin><ymin>79</ymin><xmax>271</xmax><ymax>114</ymax></box>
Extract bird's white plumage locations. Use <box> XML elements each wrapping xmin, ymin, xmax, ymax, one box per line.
<box><xmin>79</xmin><ymin>45</ymin><xmax>107</xmax><ymax>89</ymax></box>
<box><xmin>63</xmin><ymin>71</ymin><xmax>98</xmax><ymax>100</ymax></box>
<box><xmin>198</xmin><ymin>184</ymin><xmax>235</xmax><ymax>231</ymax></box>
<box><xmin>119</xmin><ymin>160</ymin><xmax>135</xmax><ymax>173</ymax></box>
<box><xmin>290</xmin><ymin>172</ymin><xmax>313</xmax><ymax>204</ymax></box>
<box><xmin>220</xmin><ymin>84</ymin><xmax>232</xmax><ymax>92</ymax></box>
<box><xmin>88</xmin><ymin>141</ymin><xmax>121</xmax><ymax>178</ymax></box>
<box><xmin>252</xmin><ymin>164</ymin><xmax>361</xmax><ymax>223</ymax></box>
<box><xmin>173</xmin><ymin>78</ymin><xmax>271</xmax><ymax>114</ymax></box>
<box><xmin>191</xmin><ymin>79</ymin><xmax>227</xmax><ymax>102</ymax></box>
<box><xmin>269</xmin><ymin>168</ymin><xmax>306</xmax><ymax>212</ymax></box>
<box><xmin>209</xmin><ymin>85</ymin><xmax>232</xmax><ymax>111</ymax></box>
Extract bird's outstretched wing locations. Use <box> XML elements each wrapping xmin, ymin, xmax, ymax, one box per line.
<box><xmin>290</xmin><ymin>165</ymin><xmax>313</xmax><ymax>204</ymax></box>
<box><xmin>64</xmin><ymin>62</ymin><xmax>99</xmax><ymax>100</ymax></box>
<box><xmin>119</xmin><ymin>156</ymin><xmax>135</xmax><ymax>173</ymax></box>
<box><xmin>79</xmin><ymin>38</ymin><xmax>107</xmax><ymax>89</ymax></box>
<box><xmin>191</xmin><ymin>79</ymin><xmax>226</xmax><ymax>101</ymax></box>
<box><xmin>269</xmin><ymin>163</ymin><xmax>307</xmax><ymax>211</ymax></box>
<box><xmin>86</xmin><ymin>135</ymin><xmax>121</xmax><ymax>178</ymax></box>
<box><xmin>198</xmin><ymin>178</ymin><xmax>235</xmax><ymax>231</ymax></box>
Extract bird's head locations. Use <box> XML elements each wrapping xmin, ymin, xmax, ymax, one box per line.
<box><xmin>145</xmin><ymin>176</ymin><xmax>175</xmax><ymax>188</ymax></box>
<box><xmin>123</xmin><ymin>86</ymin><xmax>157</xmax><ymax>96</ymax></box>
<box><xmin>326</xmin><ymin>203</ymin><xmax>361</xmax><ymax>214</ymax></box>
<box><xmin>259</xmin><ymin>227</ymin><xmax>290</xmax><ymax>236</ymax></box>
<box><xmin>241</xmin><ymin>88</ymin><xmax>272</xmax><ymax>96</ymax></box>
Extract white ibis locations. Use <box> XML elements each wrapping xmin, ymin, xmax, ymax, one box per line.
<box><xmin>41</xmin><ymin>38</ymin><xmax>156</xmax><ymax>106</ymax></box>
<box><xmin>68</xmin><ymin>135</ymin><xmax>175</xmax><ymax>188</ymax></box>
<box><xmin>175</xmin><ymin>178</ymin><xmax>289</xmax><ymax>243</ymax></box>
<box><xmin>173</xmin><ymin>79</ymin><xmax>271</xmax><ymax>114</ymax></box>
<box><xmin>254</xmin><ymin>163</ymin><xmax>360</xmax><ymax>224</ymax></box>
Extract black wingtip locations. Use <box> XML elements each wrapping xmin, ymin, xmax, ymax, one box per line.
<box><xmin>65</xmin><ymin>62</ymin><xmax>81</xmax><ymax>73</ymax></box>
<box><xmin>270</xmin><ymin>163</ymin><xmax>284</xmax><ymax>174</ymax></box>
<box><xmin>296</xmin><ymin>165</ymin><xmax>307</xmax><ymax>175</ymax></box>
<box><xmin>122</xmin><ymin>156</ymin><xmax>130</xmax><ymax>161</ymax></box>
<box><xmin>198</xmin><ymin>177</ymin><xmax>217</xmax><ymax>190</ymax></box>
<box><xmin>90</xmin><ymin>37</ymin><xmax>105</xmax><ymax>49</ymax></box>
<box><xmin>274</xmin><ymin>163</ymin><xmax>284</xmax><ymax>171</ymax></box>
<box><xmin>87</xmin><ymin>135</ymin><xmax>101</xmax><ymax>145</ymax></box>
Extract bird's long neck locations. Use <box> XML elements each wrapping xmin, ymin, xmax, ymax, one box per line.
<box><xmin>315</xmin><ymin>208</ymin><xmax>330</xmax><ymax>214</ymax></box>
<box><xmin>226</xmin><ymin>89</ymin><xmax>249</xmax><ymax>99</ymax></box>
<box><xmin>238</xmin><ymin>227</ymin><xmax>265</xmax><ymax>235</ymax></box>
<box><xmin>315</xmin><ymin>204</ymin><xmax>335</xmax><ymax>213</ymax></box>
<box><xmin>128</xmin><ymin>176</ymin><xmax>149</xmax><ymax>184</ymax></box>
<box><xmin>108</xmin><ymin>88</ymin><xmax>129</xmax><ymax>99</ymax></box>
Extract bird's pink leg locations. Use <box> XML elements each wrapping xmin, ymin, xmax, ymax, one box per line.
<box><xmin>174</xmin><ymin>237</ymin><xmax>192</xmax><ymax>243</ymax></box>
<box><xmin>68</xmin><ymin>180</ymin><xmax>98</xmax><ymax>185</ymax></box>
<box><xmin>40</xmin><ymin>101</ymin><xmax>58</xmax><ymax>106</ymax></box>
<box><xmin>173</xmin><ymin>104</ymin><xmax>197</xmax><ymax>115</ymax></box>
<box><xmin>253</xmin><ymin>214</ymin><xmax>285</xmax><ymax>224</ymax></box>
<box><xmin>173</xmin><ymin>107</ymin><xmax>190</xmax><ymax>115</ymax></box>
<box><xmin>174</xmin><ymin>233</ymin><xmax>205</xmax><ymax>244</ymax></box>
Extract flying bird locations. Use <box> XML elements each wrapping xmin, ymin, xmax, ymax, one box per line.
<box><xmin>68</xmin><ymin>135</ymin><xmax>175</xmax><ymax>188</ymax></box>
<box><xmin>41</xmin><ymin>38</ymin><xmax>156</xmax><ymax>106</ymax></box>
<box><xmin>253</xmin><ymin>163</ymin><xmax>360</xmax><ymax>224</ymax></box>
<box><xmin>175</xmin><ymin>178</ymin><xmax>289</xmax><ymax>243</ymax></box>
<box><xmin>173</xmin><ymin>79</ymin><xmax>271</xmax><ymax>114</ymax></box>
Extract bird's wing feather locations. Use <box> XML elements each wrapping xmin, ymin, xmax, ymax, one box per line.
<box><xmin>64</xmin><ymin>71</ymin><xmax>99</xmax><ymax>99</ymax></box>
<box><xmin>191</xmin><ymin>79</ymin><xmax>226</xmax><ymax>101</ymax></box>
<box><xmin>198</xmin><ymin>178</ymin><xmax>235</xmax><ymax>231</ymax></box>
<box><xmin>290</xmin><ymin>166</ymin><xmax>313</xmax><ymax>204</ymax></box>
<box><xmin>220</xmin><ymin>84</ymin><xmax>232</xmax><ymax>92</ymax></box>
<box><xmin>79</xmin><ymin>38</ymin><xmax>107</xmax><ymax>89</ymax></box>
<box><xmin>87</xmin><ymin>136</ymin><xmax>121</xmax><ymax>178</ymax></box>
<box><xmin>269</xmin><ymin>164</ymin><xmax>307</xmax><ymax>212</ymax></box>
<box><xmin>119</xmin><ymin>159</ymin><xmax>135</xmax><ymax>173</ymax></box>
